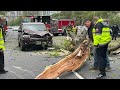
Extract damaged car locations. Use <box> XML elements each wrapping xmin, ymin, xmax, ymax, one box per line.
<box><xmin>18</xmin><ymin>22</ymin><xmax>53</xmax><ymax>51</ymax></box>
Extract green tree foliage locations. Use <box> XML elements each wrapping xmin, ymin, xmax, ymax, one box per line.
<box><xmin>8</xmin><ymin>17</ymin><xmax>22</xmax><ymax>26</ymax></box>
<box><xmin>0</xmin><ymin>11</ymin><xmax>7</xmax><ymax>15</ymax></box>
<box><xmin>52</xmin><ymin>11</ymin><xmax>120</xmax><ymax>25</ymax></box>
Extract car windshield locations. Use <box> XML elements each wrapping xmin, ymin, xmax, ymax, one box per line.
<box><xmin>23</xmin><ymin>24</ymin><xmax>47</xmax><ymax>31</ymax></box>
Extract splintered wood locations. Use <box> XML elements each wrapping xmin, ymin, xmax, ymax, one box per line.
<box><xmin>35</xmin><ymin>39</ymin><xmax>90</xmax><ymax>79</ymax></box>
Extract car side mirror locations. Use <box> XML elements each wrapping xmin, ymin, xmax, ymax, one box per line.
<box><xmin>18</xmin><ymin>29</ymin><xmax>22</xmax><ymax>32</ymax></box>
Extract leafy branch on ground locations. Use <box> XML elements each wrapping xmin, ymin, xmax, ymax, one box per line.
<box><xmin>48</xmin><ymin>50</ymin><xmax>60</xmax><ymax>58</ymax></box>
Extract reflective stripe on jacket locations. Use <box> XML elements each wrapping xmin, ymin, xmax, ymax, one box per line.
<box><xmin>92</xmin><ymin>18</ymin><xmax>112</xmax><ymax>46</ymax></box>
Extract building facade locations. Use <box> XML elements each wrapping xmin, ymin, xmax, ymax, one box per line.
<box><xmin>6</xmin><ymin>11</ymin><xmax>61</xmax><ymax>22</ymax></box>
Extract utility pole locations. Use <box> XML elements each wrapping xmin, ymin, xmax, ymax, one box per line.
<box><xmin>59</xmin><ymin>12</ymin><xmax>60</xmax><ymax>19</ymax></box>
<box><xmin>94</xmin><ymin>11</ymin><xmax>96</xmax><ymax>16</ymax></box>
<box><xmin>37</xmin><ymin>11</ymin><xmax>39</xmax><ymax>16</ymax></box>
<box><xmin>72</xmin><ymin>11</ymin><xmax>74</xmax><ymax>19</ymax></box>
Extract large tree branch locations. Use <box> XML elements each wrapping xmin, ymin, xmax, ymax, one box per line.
<box><xmin>35</xmin><ymin>26</ymin><xmax>90</xmax><ymax>79</ymax></box>
<box><xmin>108</xmin><ymin>44</ymin><xmax>120</xmax><ymax>54</ymax></box>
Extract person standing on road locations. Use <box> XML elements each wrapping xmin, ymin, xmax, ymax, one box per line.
<box><xmin>0</xmin><ymin>24</ymin><xmax>8</xmax><ymax>74</ymax></box>
<box><xmin>72</xmin><ymin>25</ymin><xmax>78</xmax><ymax>34</ymax></box>
<box><xmin>84</xmin><ymin>18</ymin><xmax>111</xmax><ymax>72</ymax></box>
<box><xmin>111</xmin><ymin>24</ymin><xmax>119</xmax><ymax>40</ymax></box>
<box><xmin>0</xmin><ymin>18</ymin><xmax>5</xmax><ymax>42</ymax></box>
<box><xmin>84</xmin><ymin>19</ymin><xmax>94</xmax><ymax>42</ymax></box>
<box><xmin>92</xmin><ymin>17</ymin><xmax>112</xmax><ymax>79</ymax></box>
<box><xmin>84</xmin><ymin>19</ymin><xmax>99</xmax><ymax>70</ymax></box>
<box><xmin>1</xmin><ymin>24</ymin><xmax>6</xmax><ymax>42</ymax></box>
<box><xmin>65</xmin><ymin>24</ymin><xmax>73</xmax><ymax>38</ymax></box>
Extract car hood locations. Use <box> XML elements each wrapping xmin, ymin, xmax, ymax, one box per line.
<box><xmin>24</xmin><ymin>29</ymin><xmax>52</xmax><ymax>36</ymax></box>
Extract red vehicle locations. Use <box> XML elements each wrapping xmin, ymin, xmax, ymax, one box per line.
<box><xmin>22</xmin><ymin>16</ymin><xmax>75</xmax><ymax>36</ymax></box>
<box><xmin>50</xmin><ymin>19</ymin><xmax>75</xmax><ymax>36</ymax></box>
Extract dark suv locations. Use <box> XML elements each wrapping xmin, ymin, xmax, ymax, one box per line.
<box><xmin>18</xmin><ymin>22</ymin><xmax>53</xmax><ymax>51</ymax></box>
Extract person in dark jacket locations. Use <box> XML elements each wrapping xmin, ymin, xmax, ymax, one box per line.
<box><xmin>84</xmin><ymin>19</ymin><xmax>111</xmax><ymax>72</ymax></box>
<box><xmin>111</xmin><ymin>24</ymin><xmax>119</xmax><ymax>40</ymax></box>
<box><xmin>84</xmin><ymin>19</ymin><xmax>94</xmax><ymax>42</ymax></box>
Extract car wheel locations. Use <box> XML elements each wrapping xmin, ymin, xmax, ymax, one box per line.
<box><xmin>53</xmin><ymin>33</ymin><xmax>58</xmax><ymax>36</ymax></box>
<box><xmin>48</xmin><ymin>39</ymin><xmax>53</xmax><ymax>47</ymax></box>
<box><xmin>62</xmin><ymin>30</ymin><xmax>67</xmax><ymax>36</ymax></box>
<box><xmin>18</xmin><ymin>42</ymin><xmax>20</xmax><ymax>47</ymax></box>
<box><xmin>43</xmin><ymin>45</ymin><xmax>48</xmax><ymax>50</ymax></box>
<box><xmin>20</xmin><ymin>42</ymin><xmax>26</xmax><ymax>51</ymax></box>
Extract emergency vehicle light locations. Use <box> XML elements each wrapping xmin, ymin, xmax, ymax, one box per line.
<box><xmin>30</xmin><ymin>16</ymin><xmax>34</xmax><ymax>18</ymax></box>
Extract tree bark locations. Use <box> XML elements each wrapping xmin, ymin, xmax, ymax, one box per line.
<box><xmin>35</xmin><ymin>39</ymin><xmax>90</xmax><ymax>79</ymax></box>
<box><xmin>108</xmin><ymin>44</ymin><xmax>120</xmax><ymax>54</ymax></box>
<box><xmin>35</xmin><ymin>27</ymin><xmax>90</xmax><ymax>79</ymax></box>
<box><xmin>67</xmin><ymin>26</ymin><xmax>88</xmax><ymax>49</ymax></box>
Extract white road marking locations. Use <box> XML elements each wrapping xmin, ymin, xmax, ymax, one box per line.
<box><xmin>12</xmin><ymin>66</ymin><xmax>35</xmax><ymax>77</ymax></box>
<box><xmin>5</xmin><ymin>67</ymin><xmax>24</xmax><ymax>79</ymax></box>
<box><xmin>5</xmin><ymin>31</ymin><xmax>13</xmax><ymax>41</ymax></box>
<box><xmin>13</xmin><ymin>66</ymin><xmax>21</xmax><ymax>69</ymax></box>
<box><xmin>9</xmin><ymin>70</ymin><xmax>24</xmax><ymax>79</ymax></box>
<box><xmin>72</xmin><ymin>71</ymin><xmax>84</xmax><ymax>79</ymax></box>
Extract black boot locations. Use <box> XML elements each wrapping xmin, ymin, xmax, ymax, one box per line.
<box><xmin>0</xmin><ymin>69</ymin><xmax>8</xmax><ymax>74</ymax></box>
<box><xmin>96</xmin><ymin>73</ymin><xmax>106</xmax><ymax>79</ymax></box>
<box><xmin>96</xmin><ymin>68</ymin><xmax>106</xmax><ymax>79</ymax></box>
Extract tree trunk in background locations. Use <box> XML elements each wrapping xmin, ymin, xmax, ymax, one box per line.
<box><xmin>68</xmin><ymin>26</ymin><xmax>88</xmax><ymax>49</ymax></box>
<box><xmin>108</xmin><ymin>44</ymin><xmax>120</xmax><ymax>54</ymax></box>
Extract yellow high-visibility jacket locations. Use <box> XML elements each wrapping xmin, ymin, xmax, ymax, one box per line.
<box><xmin>92</xmin><ymin>18</ymin><xmax>112</xmax><ymax>46</ymax></box>
<box><xmin>0</xmin><ymin>28</ymin><xmax>5</xmax><ymax>51</ymax></box>
<box><xmin>72</xmin><ymin>26</ymin><xmax>77</xmax><ymax>33</ymax></box>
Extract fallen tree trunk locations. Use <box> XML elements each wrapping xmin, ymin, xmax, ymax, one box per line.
<box><xmin>67</xmin><ymin>26</ymin><xmax>88</xmax><ymax>50</ymax></box>
<box><xmin>35</xmin><ymin>39</ymin><xmax>90</xmax><ymax>79</ymax></box>
<box><xmin>108</xmin><ymin>44</ymin><xmax>120</xmax><ymax>54</ymax></box>
<box><xmin>35</xmin><ymin>26</ymin><xmax>90</xmax><ymax>79</ymax></box>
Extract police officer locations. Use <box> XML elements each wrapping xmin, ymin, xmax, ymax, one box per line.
<box><xmin>0</xmin><ymin>25</ymin><xmax>8</xmax><ymax>74</ymax></box>
<box><xmin>92</xmin><ymin>17</ymin><xmax>112</xmax><ymax>79</ymax></box>
<box><xmin>85</xmin><ymin>18</ymin><xmax>111</xmax><ymax>71</ymax></box>
<box><xmin>72</xmin><ymin>25</ymin><xmax>78</xmax><ymax>34</ymax></box>
<box><xmin>0</xmin><ymin>18</ymin><xmax>5</xmax><ymax>42</ymax></box>
<box><xmin>65</xmin><ymin>24</ymin><xmax>73</xmax><ymax>37</ymax></box>
<box><xmin>66</xmin><ymin>24</ymin><xmax>72</xmax><ymax>32</ymax></box>
<box><xmin>1</xmin><ymin>24</ymin><xmax>6</xmax><ymax>42</ymax></box>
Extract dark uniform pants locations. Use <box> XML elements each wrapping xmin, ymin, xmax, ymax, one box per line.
<box><xmin>112</xmin><ymin>33</ymin><xmax>117</xmax><ymax>40</ymax></box>
<box><xmin>96</xmin><ymin>44</ymin><xmax>108</xmax><ymax>74</ymax></box>
<box><xmin>0</xmin><ymin>50</ymin><xmax>4</xmax><ymax>71</ymax></box>
<box><xmin>93</xmin><ymin>46</ymin><xmax>110</xmax><ymax>68</ymax></box>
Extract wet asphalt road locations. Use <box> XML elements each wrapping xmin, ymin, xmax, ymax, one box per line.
<box><xmin>1</xmin><ymin>29</ymin><xmax>120</xmax><ymax>79</ymax></box>
<box><xmin>0</xmin><ymin>29</ymin><xmax>78</xmax><ymax>79</ymax></box>
<box><xmin>1</xmin><ymin>29</ymin><xmax>61</xmax><ymax>79</ymax></box>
